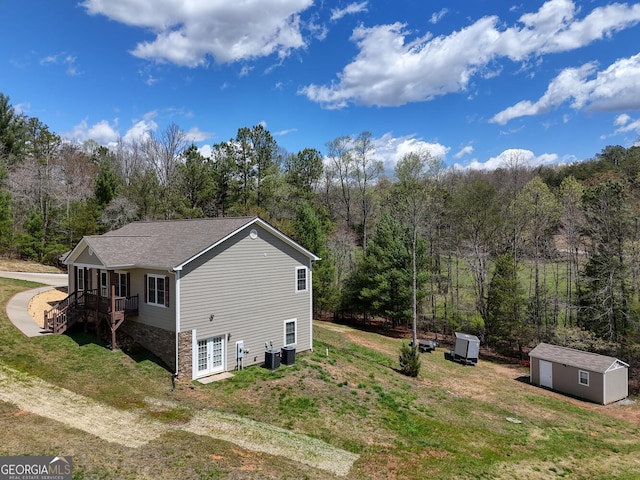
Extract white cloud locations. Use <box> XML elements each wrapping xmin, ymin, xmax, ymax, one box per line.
<box><xmin>66</xmin><ymin>119</ymin><xmax>119</xmax><ymax>144</ymax></box>
<box><xmin>198</xmin><ymin>144</ymin><xmax>213</xmax><ymax>158</ymax></box>
<box><xmin>615</xmin><ymin>114</ymin><xmax>631</xmax><ymax>126</ymax></box>
<box><xmin>40</xmin><ymin>52</ymin><xmax>81</xmax><ymax>76</ymax></box>
<box><xmin>122</xmin><ymin>113</ymin><xmax>159</xmax><ymax>144</ymax></box>
<box><xmin>371</xmin><ymin>132</ymin><xmax>450</xmax><ymax>176</ymax></box>
<box><xmin>81</xmin><ymin>0</ymin><xmax>313</xmax><ymax>66</ymax></box>
<box><xmin>239</xmin><ymin>65</ymin><xmax>254</xmax><ymax>78</ymax></box>
<box><xmin>454</xmin><ymin>145</ymin><xmax>474</xmax><ymax>159</ymax></box>
<box><xmin>613</xmin><ymin>114</ymin><xmax>640</xmax><ymax>137</ymax></box>
<box><xmin>491</xmin><ymin>53</ymin><xmax>640</xmax><ymax>124</ymax></box>
<box><xmin>185</xmin><ymin>126</ymin><xmax>212</xmax><ymax>143</ymax></box>
<box><xmin>454</xmin><ymin>148</ymin><xmax>561</xmax><ymax>170</ymax></box>
<box><xmin>274</xmin><ymin>128</ymin><xmax>298</xmax><ymax>136</ymax></box>
<box><xmin>430</xmin><ymin>8</ymin><xmax>448</xmax><ymax>24</ymax></box>
<box><xmin>331</xmin><ymin>2</ymin><xmax>368</xmax><ymax>21</ymax></box>
<box><xmin>300</xmin><ymin>0</ymin><xmax>640</xmax><ymax>108</ymax></box>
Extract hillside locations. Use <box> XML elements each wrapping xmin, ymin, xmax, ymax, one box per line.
<box><xmin>0</xmin><ymin>276</ymin><xmax>639</xmax><ymax>478</ymax></box>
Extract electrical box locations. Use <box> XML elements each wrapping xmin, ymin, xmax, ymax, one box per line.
<box><xmin>236</xmin><ymin>341</ymin><xmax>244</xmax><ymax>359</ymax></box>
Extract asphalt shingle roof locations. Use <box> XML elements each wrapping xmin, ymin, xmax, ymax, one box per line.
<box><xmin>80</xmin><ymin>217</ymin><xmax>257</xmax><ymax>269</ymax></box>
<box><xmin>529</xmin><ymin>342</ymin><xmax>627</xmax><ymax>373</ymax></box>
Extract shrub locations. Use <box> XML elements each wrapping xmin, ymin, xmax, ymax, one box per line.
<box><xmin>399</xmin><ymin>343</ymin><xmax>421</xmax><ymax>377</ymax></box>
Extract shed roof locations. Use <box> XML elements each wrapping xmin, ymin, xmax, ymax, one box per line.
<box><xmin>529</xmin><ymin>343</ymin><xmax>629</xmax><ymax>374</ymax></box>
<box><xmin>65</xmin><ymin>216</ymin><xmax>320</xmax><ymax>270</ymax></box>
<box><xmin>455</xmin><ymin>332</ymin><xmax>479</xmax><ymax>342</ymax></box>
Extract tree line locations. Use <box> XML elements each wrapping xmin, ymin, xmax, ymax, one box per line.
<box><xmin>2</xmin><ymin>92</ymin><xmax>640</xmax><ymax>365</ymax></box>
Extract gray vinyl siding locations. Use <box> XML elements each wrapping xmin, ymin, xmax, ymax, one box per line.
<box><xmin>530</xmin><ymin>357</ymin><xmax>540</xmax><ymax>385</ymax></box>
<box><xmin>75</xmin><ymin>247</ymin><xmax>104</xmax><ymax>266</ymax></box>
<box><xmin>130</xmin><ymin>268</ymin><xmax>176</xmax><ymax>332</ymax></box>
<box><xmin>530</xmin><ymin>356</ymin><xmax>630</xmax><ymax>404</ymax></box>
<box><xmin>180</xmin><ymin>224</ymin><xmax>312</xmax><ymax>370</ymax></box>
<box><xmin>552</xmin><ymin>363</ymin><xmax>603</xmax><ymax>404</ymax></box>
<box><xmin>604</xmin><ymin>366</ymin><xmax>628</xmax><ymax>405</ymax></box>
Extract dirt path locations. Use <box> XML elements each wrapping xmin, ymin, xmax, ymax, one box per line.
<box><xmin>0</xmin><ymin>364</ymin><xmax>358</xmax><ymax>476</ymax></box>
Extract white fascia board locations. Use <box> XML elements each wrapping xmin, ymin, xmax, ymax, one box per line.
<box><xmin>605</xmin><ymin>359</ymin><xmax>630</xmax><ymax>372</ymax></box>
<box><xmin>64</xmin><ymin>238</ymin><xmax>92</xmax><ymax>265</ymax></box>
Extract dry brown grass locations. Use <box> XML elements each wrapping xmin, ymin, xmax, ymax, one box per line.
<box><xmin>0</xmin><ymin>258</ymin><xmax>63</xmax><ymax>273</ymax></box>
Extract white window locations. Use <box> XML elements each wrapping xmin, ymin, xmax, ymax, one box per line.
<box><xmin>100</xmin><ymin>271</ymin><xmax>108</xmax><ymax>296</ymax></box>
<box><xmin>295</xmin><ymin>267</ymin><xmax>308</xmax><ymax>292</ymax></box>
<box><xmin>147</xmin><ymin>274</ymin><xmax>166</xmax><ymax>307</ymax></box>
<box><xmin>284</xmin><ymin>319</ymin><xmax>297</xmax><ymax>346</ymax></box>
<box><xmin>579</xmin><ymin>370</ymin><xmax>590</xmax><ymax>386</ymax></box>
<box><xmin>77</xmin><ymin>268</ymin><xmax>85</xmax><ymax>292</ymax></box>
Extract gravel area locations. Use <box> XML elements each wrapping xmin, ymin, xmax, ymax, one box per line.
<box><xmin>28</xmin><ymin>288</ymin><xmax>67</xmax><ymax>328</ymax></box>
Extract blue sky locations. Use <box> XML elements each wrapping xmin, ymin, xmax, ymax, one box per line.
<box><xmin>2</xmin><ymin>0</ymin><xmax>640</xmax><ymax>173</ymax></box>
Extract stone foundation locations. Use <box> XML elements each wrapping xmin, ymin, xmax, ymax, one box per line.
<box><xmin>120</xmin><ymin>321</ymin><xmax>176</xmax><ymax>372</ymax></box>
<box><xmin>177</xmin><ymin>330</ymin><xmax>193</xmax><ymax>379</ymax></box>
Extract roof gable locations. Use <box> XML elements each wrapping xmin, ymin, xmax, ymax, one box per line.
<box><xmin>529</xmin><ymin>343</ymin><xmax>629</xmax><ymax>373</ymax></box>
<box><xmin>65</xmin><ymin>217</ymin><xmax>319</xmax><ymax>270</ymax></box>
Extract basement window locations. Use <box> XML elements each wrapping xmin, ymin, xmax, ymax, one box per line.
<box><xmin>578</xmin><ymin>370</ymin><xmax>590</xmax><ymax>386</ymax></box>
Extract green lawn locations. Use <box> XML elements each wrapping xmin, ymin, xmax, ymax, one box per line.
<box><xmin>1</xmin><ymin>277</ymin><xmax>639</xmax><ymax>479</ymax></box>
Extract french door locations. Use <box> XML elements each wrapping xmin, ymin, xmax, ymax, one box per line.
<box><xmin>196</xmin><ymin>335</ymin><xmax>225</xmax><ymax>376</ymax></box>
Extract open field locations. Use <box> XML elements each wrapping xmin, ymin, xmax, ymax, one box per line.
<box><xmin>1</xmin><ymin>277</ymin><xmax>639</xmax><ymax>479</ymax></box>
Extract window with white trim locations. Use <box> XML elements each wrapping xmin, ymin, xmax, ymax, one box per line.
<box><xmin>77</xmin><ymin>268</ymin><xmax>85</xmax><ymax>291</ymax></box>
<box><xmin>578</xmin><ymin>370</ymin><xmax>589</xmax><ymax>386</ymax></box>
<box><xmin>115</xmin><ymin>272</ymin><xmax>127</xmax><ymax>297</ymax></box>
<box><xmin>147</xmin><ymin>274</ymin><xmax>166</xmax><ymax>307</ymax></box>
<box><xmin>100</xmin><ymin>271</ymin><xmax>108</xmax><ymax>296</ymax></box>
<box><xmin>284</xmin><ymin>319</ymin><xmax>297</xmax><ymax>346</ymax></box>
<box><xmin>295</xmin><ymin>266</ymin><xmax>308</xmax><ymax>292</ymax></box>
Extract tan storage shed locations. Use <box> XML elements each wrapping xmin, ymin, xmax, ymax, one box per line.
<box><xmin>529</xmin><ymin>343</ymin><xmax>629</xmax><ymax>405</ymax></box>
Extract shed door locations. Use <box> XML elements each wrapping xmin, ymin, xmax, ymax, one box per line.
<box><xmin>539</xmin><ymin>360</ymin><xmax>553</xmax><ymax>388</ymax></box>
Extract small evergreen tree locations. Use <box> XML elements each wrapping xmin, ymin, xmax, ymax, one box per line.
<box><xmin>399</xmin><ymin>343</ymin><xmax>421</xmax><ymax>377</ymax></box>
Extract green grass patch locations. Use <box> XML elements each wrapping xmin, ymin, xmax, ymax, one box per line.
<box><xmin>1</xmin><ymin>277</ymin><xmax>639</xmax><ymax>479</ymax></box>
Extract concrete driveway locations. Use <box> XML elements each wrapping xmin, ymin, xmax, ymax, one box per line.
<box><xmin>1</xmin><ymin>271</ymin><xmax>68</xmax><ymax>337</ymax></box>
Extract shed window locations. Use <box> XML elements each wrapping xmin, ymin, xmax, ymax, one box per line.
<box><xmin>578</xmin><ymin>370</ymin><xmax>590</xmax><ymax>386</ymax></box>
<box><xmin>295</xmin><ymin>267</ymin><xmax>308</xmax><ymax>292</ymax></box>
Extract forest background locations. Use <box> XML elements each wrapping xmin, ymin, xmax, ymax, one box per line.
<box><xmin>1</xmin><ymin>92</ymin><xmax>639</xmax><ymax>390</ymax></box>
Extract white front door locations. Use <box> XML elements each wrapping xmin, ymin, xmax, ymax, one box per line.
<box><xmin>539</xmin><ymin>360</ymin><xmax>553</xmax><ymax>388</ymax></box>
<box><xmin>196</xmin><ymin>335</ymin><xmax>225</xmax><ymax>376</ymax></box>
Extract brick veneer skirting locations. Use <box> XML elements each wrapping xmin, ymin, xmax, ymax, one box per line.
<box><xmin>120</xmin><ymin>321</ymin><xmax>176</xmax><ymax>372</ymax></box>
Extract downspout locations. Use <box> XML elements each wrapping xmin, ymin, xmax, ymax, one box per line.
<box><xmin>174</xmin><ymin>268</ymin><xmax>181</xmax><ymax>376</ymax></box>
<box><xmin>309</xmin><ymin>259</ymin><xmax>313</xmax><ymax>351</ymax></box>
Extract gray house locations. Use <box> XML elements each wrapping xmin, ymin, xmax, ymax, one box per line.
<box><xmin>529</xmin><ymin>343</ymin><xmax>629</xmax><ymax>405</ymax></box>
<box><xmin>53</xmin><ymin>217</ymin><xmax>319</xmax><ymax>380</ymax></box>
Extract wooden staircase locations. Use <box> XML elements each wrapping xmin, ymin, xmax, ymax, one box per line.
<box><xmin>44</xmin><ymin>287</ymin><xmax>139</xmax><ymax>350</ymax></box>
<box><xmin>44</xmin><ymin>290</ymin><xmax>85</xmax><ymax>334</ymax></box>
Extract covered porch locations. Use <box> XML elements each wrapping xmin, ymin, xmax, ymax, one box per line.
<box><xmin>45</xmin><ymin>264</ymin><xmax>139</xmax><ymax>350</ymax></box>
